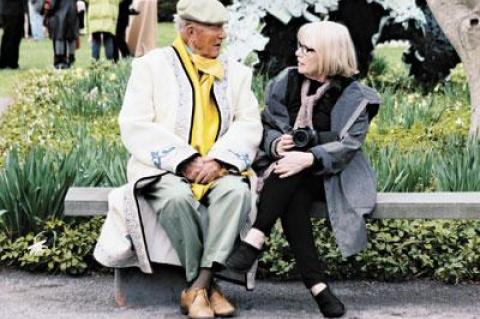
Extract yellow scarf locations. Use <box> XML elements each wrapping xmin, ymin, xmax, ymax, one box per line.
<box><xmin>172</xmin><ymin>36</ymin><xmax>223</xmax><ymax>200</ymax></box>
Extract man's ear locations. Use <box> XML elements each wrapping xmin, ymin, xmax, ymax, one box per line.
<box><xmin>186</xmin><ymin>24</ymin><xmax>195</xmax><ymax>37</ymax></box>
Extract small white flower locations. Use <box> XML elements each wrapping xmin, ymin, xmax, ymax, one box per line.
<box><xmin>455</xmin><ymin>118</ymin><xmax>464</xmax><ymax>126</ymax></box>
<box><xmin>28</xmin><ymin>239</ymin><xmax>47</xmax><ymax>256</ymax></box>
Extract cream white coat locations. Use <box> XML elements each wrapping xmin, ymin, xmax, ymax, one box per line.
<box><xmin>94</xmin><ymin>47</ymin><xmax>262</xmax><ymax>287</ymax></box>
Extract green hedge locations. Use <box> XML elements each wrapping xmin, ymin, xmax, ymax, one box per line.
<box><xmin>1</xmin><ymin>217</ymin><xmax>478</xmax><ymax>282</ymax></box>
<box><xmin>0</xmin><ymin>218</ymin><xmax>106</xmax><ymax>275</ymax></box>
<box><xmin>261</xmin><ymin>219</ymin><xmax>480</xmax><ymax>283</ymax></box>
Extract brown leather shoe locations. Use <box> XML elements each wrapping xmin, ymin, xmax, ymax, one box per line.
<box><xmin>180</xmin><ymin>288</ymin><xmax>214</xmax><ymax>319</ymax></box>
<box><xmin>210</xmin><ymin>283</ymin><xmax>236</xmax><ymax>317</ymax></box>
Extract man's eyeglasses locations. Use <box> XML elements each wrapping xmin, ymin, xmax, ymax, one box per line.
<box><xmin>297</xmin><ymin>42</ymin><xmax>316</xmax><ymax>55</ymax></box>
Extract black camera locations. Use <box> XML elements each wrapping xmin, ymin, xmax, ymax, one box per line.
<box><xmin>292</xmin><ymin>127</ymin><xmax>319</xmax><ymax>150</ymax></box>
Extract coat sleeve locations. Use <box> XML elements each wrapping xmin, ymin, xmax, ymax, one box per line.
<box><xmin>309</xmin><ymin>105</ymin><xmax>370</xmax><ymax>176</ymax></box>
<box><xmin>207</xmin><ymin>67</ymin><xmax>263</xmax><ymax>172</ymax></box>
<box><xmin>119</xmin><ymin>57</ymin><xmax>198</xmax><ymax>174</ymax></box>
<box><xmin>260</xmin><ymin>68</ymin><xmax>291</xmax><ymax>159</ymax></box>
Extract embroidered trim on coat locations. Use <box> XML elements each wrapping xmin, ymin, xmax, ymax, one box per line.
<box><xmin>167</xmin><ymin>47</ymin><xmax>193</xmax><ymax>142</ymax></box>
<box><xmin>124</xmin><ymin>184</ymin><xmax>152</xmax><ymax>273</ymax></box>
<box><xmin>228</xmin><ymin>149</ymin><xmax>251</xmax><ymax>168</ymax></box>
<box><xmin>214</xmin><ymin>55</ymin><xmax>230</xmax><ymax>137</ymax></box>
<box><xmin>150</xmin><ymin>146</ymin><xmax>176</xmax><ymax>170</ymax></box>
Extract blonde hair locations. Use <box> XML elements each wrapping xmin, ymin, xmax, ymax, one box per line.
<box><xmin>297</xmin><ymin>21</ymin><xmax>358</xmax><ymax>78</ymax></box>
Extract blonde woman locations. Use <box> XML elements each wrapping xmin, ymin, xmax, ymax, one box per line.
<box><xmin>226</xmin><ymin>21</ymin><xmax>381</xmax><ymax>318</ymax></box>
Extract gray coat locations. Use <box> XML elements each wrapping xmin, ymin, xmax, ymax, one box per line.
<box><xmin>45</xmin><ymin>0</ymin><xmax>79</xmax><ymax>40</ymax></box>
<box><xmin>256</xmin><ymin>67</ymin><xmax>381</xmax><ymax>257</ymax></box>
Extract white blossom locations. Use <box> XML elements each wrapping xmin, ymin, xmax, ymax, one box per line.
<box><xmin>28</xmin><ymin>239</ymin><xmax>47</xmax><ymax>256</ymax></box>
<box><xmin>227</xmin><ymin>0</ymin><xmax>426</xmax><ymax>64</ymax></box>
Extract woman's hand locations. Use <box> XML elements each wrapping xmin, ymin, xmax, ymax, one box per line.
<box><xmin>274</xmin><ymin>151</ymin><xmax>315</xmax><ymax>178</ymax></box>
<box><xmin>275</xmin><ymin>134</ymin><xmax>295</xmax><ymax>156</ymax></box>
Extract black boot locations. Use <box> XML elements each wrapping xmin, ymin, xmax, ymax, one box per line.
<box><xmin>54</xmin><ymin>55</ymin><xmax>68</xmax><ymax>69</ymax></box>
<box><xmin>225</xmin><ymin>241</ymin><xmax>261</xmax><ymax>273</ymax></box>
<box><xmin>67</xmin><ymin>54</ymin><xmax>75</xmax><ymax>67</ymax></box>
<box><xmin>313</xmin><ymin>285</ymin><xmax>345</xmax><ymax>318</ymax></box>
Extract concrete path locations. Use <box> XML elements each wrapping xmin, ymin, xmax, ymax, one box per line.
<box><xmin>0</xmin><ymin>268</ymin><xmax>479</xmax><ymax>319</ymax></box>
<box><xmin>0</xmin><ymin>97</ymin><xmax>12</xmax><ymax>117</ymax></box>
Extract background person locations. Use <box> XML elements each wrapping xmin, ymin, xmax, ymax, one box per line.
<box><xmin>112</xmin><ymin>0</ymin><xmax>136</xmax><ymax>61</ymax></box>
<box><xmin>28</xmin><ymin>0</ymin><xmax>46</xmax><ymax>40</ymax></box>
<box><xmin>86</xmin><ymin>0</ymin><xmax>120</xmax><ymax>61</ymax></box>
<box><xmin>125</xmin><ymin>0</ymin><xmax>156</xmax><ymax>57</ymax></box>
<box><xmin>43</xmin><ymin>0</ymin><xmax>84</xmax><ymax>69</ymax></box>
<box><xmin>0</xmin><ymin>0</ymin><xmax>28</xmax><ymax>69</ymax></box>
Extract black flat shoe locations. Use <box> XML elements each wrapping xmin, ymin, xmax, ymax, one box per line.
<box><xmin>225</xmin><ymin>241</ymin><xmax>261</xmax><ymax>273</ymax></box>
<box><xmin>313</xmin><ymin>285</ymin><xmax>345</xmax><ymax>318</ymax></box>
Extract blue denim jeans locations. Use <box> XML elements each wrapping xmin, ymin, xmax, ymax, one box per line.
<box><xmin>91</xmin><ymin>32</ymin><xmax>115</xmax><ymax>60</ymax></box>
<box><xmin>28</xmin><ymin>2</ymin><xmax>45</xmax><ymax>40</ymax></box>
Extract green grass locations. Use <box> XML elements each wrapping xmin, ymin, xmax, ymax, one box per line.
<box><xmin>373</xmin><ymin>44</ymin><xmax>408</xmax><ymax>69</ymax></box>
<box><xmin>0</xmin><ymin>22</ymin><xmax>175</xmax><ymax>97</ymax></box>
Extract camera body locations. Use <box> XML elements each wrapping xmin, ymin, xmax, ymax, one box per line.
<box><xmin>292</xmin><ymin>127</ymin><xmax>319</xmax><ymax>150</ymax></box>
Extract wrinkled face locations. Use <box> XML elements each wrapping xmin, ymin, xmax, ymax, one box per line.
<box><xmin>295</xmin><ymin>41</ymin><xmax>319</xmax><ymax>78</ymax></box>
<box><xmin>187</xmin><ymin>22</ymin><xmax>226</xmax><ymax>59</ymax></box>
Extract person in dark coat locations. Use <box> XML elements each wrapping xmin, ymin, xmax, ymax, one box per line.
<box><xmin>43</xmin><ymin>0</ymin><xmax>84</xmax><ymax>69</ymax></box>
<box><xmin>0</xmin><ymin>0</ymin><xmax>28</xmax><ymax>69</ymax></box>
<box><xmin>112</xmin><ymin>0</ymin><xmax>135</xmax><ymax>61</ymax></box>
<box><xmin>226</xmin><ymin>21</ymin><xmax>381</xmax><ymax>318</ymax></box>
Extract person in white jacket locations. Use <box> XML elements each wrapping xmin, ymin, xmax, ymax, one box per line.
<box><xmin>94</xmin><ymin>0</ymin><xmax>262</xmax><ymax>318</ymax></box>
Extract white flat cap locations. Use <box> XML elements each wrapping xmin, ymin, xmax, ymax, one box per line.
<box><xmin>177</xmin><ymin>0</ymin><xmax>228</xmax><ymax>25</ymax></box>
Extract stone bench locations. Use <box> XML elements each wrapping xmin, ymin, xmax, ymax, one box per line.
<box><xmin>64</xmin><ymin>187</ymin><xmax>480</xmax><ymax>306</ymax></box>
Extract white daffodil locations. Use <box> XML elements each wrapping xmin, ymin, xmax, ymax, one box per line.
<box><xmin>28</xmin><ymin>239</ymin><xmax>47</xmax><ymax>256</ymax></box>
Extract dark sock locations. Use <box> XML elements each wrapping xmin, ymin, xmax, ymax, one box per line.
<box><xmin>190</xmin><ymin>268</ymin><xmax>213</xmax><ymax>290</ymax></box>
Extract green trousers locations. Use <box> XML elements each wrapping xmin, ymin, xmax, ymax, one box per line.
<box><xmin>145</xmin><ymin>174</ymin><xmax>251</xmax><ymax>282</ymax></box>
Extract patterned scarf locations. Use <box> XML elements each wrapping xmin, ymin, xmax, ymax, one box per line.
<box><xmin>294</xmin><ymin>79</ymin><xmax>331</xmax><ymax>129</ymax></box>
<box><xmin>257</xmin><ymin>79</ymin><xmax>331</xmax><ymax>193</ymax></box>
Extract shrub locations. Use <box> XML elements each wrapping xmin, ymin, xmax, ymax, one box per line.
<box><xmin>0</xmin><ymin>218</ymin><xmax>106</xmax><ymax>275</ymax></box>
<box><xmin>259</xmin><ymin>219</ymin><xmax>480</xmax><ymax>283</ymax></box>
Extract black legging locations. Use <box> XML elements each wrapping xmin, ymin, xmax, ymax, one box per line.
<box><xmin>253</xmin><ymin>171</ymin><xmax>327</xmax><ymax>288</ymax></box>
<box><xmin>0</xmin><ymin>13</ymin><xmax>24</xmax><ymax>69</ymax></box>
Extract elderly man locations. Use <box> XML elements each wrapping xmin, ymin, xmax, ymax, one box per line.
<box><xmin>94</xmin><ymin>0</ymin><xmax>262</xmax><ymax>318</ymax></box>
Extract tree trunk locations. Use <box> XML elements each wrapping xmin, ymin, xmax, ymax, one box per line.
<box><xmin>427</xmin><ymin>0</ymin><xmax>480</xmax><ymax>137</ymax></box>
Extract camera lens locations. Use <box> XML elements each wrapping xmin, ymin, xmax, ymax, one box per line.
<box><xmin>293</xmin><ymin>129</ymin><xmax>310</xmax><ymax>148</ymax></box>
